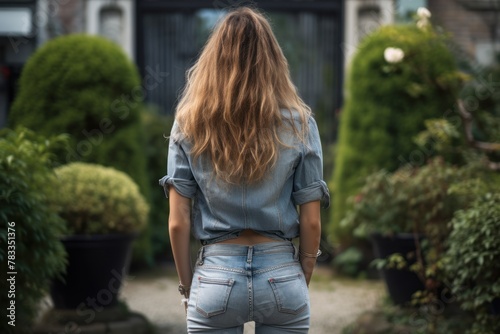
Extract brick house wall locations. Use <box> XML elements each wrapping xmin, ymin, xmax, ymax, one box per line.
<box><xmin>429</xmin><ymin>0</ymin><xmax>497</xmax><ymax>65</ymax></box>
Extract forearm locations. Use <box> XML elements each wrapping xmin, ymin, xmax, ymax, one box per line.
<box><xmin>169</xmin><ymin>223</ymin><xmax>193</xmax><ymax>287</ymax></box>
<box><xmin>168</xmin><ymin>189</ymin><xmax>193</xmax><ymax>288</ymax></box>
<box><xmin>299</xmin><ymin>201</ymin><xmax>321</xmax><ymax>286</ymax></box>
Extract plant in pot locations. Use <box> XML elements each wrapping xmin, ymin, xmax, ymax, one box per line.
<box><xmin>341</xmin><ymin>158</ymin><xmax>466</xmax><ymax>306</ymax></box>
<box><xmin>8</xmin><ymin>34</ymin><xmax>153</xmax><ymax>268</ymax></box>
<box><xmin>48</xmin><ymin>162</ymin><xmax>149</xmax><ymax>311</ymax></box>
<box><xmin>444</xmin><ymin>192</ymin><xmax>500</xmax><ymax>334</ymax></box>
<box><xmin>402</xmin><ymin>158</ymin><xmax>470</xmax><ymax>310</ymax></box>
<box><xmin>341</xmin><ymin>167</ymin><xmax>424</xmax><ymax>305</ymax></box>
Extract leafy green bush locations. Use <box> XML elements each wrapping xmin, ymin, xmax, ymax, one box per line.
<box><xmin>141</xmin><ymin>108</ymin><xmax>174</xmax><ymax>260</ymax></box>
<box><xmin>444</xmin><ymin>193</ymin><xmax>500</xmax><ymax>334</ymax></box>
<box><xmin>8</xmin><ymin>34</ymin><xmax>149</xmax><ymax>197</ymax></box>
<box><xmin>331</xmin><ymin>246</ymin><xmax>364</xmax><ymax>277</ymax></box>
<box><xmin>461</xmin><ymin>54</ymin><xmax>500</xmax><ymax>137</ymax></box>
<box><xmin>50</xmin><ymin>162</ymin><xmax>149</xmax><ymax>235</ymax></box>
<box><xmin>342</xmin><ymin>158</ymin><xmax>466</xmax><ymax>239</ymax></box>
<box><xmin>8</xmin><ymin>34</ymin><xmax>152</xmax><ymax>264</ymax></box>
<box><xmin>340</xmin><ymin>170</ymin><xmax>408</xmax><ymax>238</ymax></box>
<box><xmin>342</xmin><ymin>158</ymin><xmax>476</xmax><ymax>315</ymax></box>
<box><xmin>331</xmin><ymin>24</ymin><xmax>463</xmax><ymax>244</ymax></box>
<box><xmin>0</xmin><ymin>127</ymin><xmax>67</xmax><ymax>333</ymax></box>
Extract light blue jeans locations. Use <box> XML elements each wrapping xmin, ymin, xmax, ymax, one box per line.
<box><xmin>187</xmin><ymin>241</ymin><xmax>310</xmax><ymax>333</ymax></box>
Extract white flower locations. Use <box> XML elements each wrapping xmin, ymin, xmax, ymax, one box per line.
<box><xmin>417</xmin><ymin>19</ymin><xmax>429</xmax><ymax>29</ymax></box>
<box><xmin>417</xmin><ymin>7</ymin><xmax>431</xmax><ymax>19</ymax></box>
<box><xmin>384</xmin><ymin>47</ymin><xmax>404</xmax><ymax>64</ymax></box>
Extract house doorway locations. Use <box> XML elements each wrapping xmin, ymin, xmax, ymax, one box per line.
<box><xmin>135</xmin><ymin>0</ymin><xmax>343</xmax><ymax>143</ymax></box>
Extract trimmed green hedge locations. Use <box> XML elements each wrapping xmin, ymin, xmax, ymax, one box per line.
<box><xmin>0</xmin><ymin>128</ymin><xmax>67</xmax><ymax>333</ymax></box>
<box><xmin>8</xmin><ymin>34</ymin><xmax>153</xmax><ymax>265</ymax></box>
<box><xmin>51</xmin><ymin>162</ymin><xmax>149</xmax><ymax>235</ymax></box>
<box><xmin>141</xmin><ymin>109</ymin><xmax>174</xmax><ymax>261</ymax></box>
<box><xmin>331</xmin><ymin>25</ymin><xmax>462</xmax><ymax>244</ymax></box>
<box><xmin>8</xmin><ymin>34</ymin><xmax>148</xmax><ymax>195</ymax></box>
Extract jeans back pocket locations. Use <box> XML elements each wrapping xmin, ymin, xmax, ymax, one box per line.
<box><xmin>195</xmin><ymin>276</ymin><xmax>235</xmax><ymax>318</ymax></box>
<box><xmin>268</xmin><ymin>273</ymin><xmax>308</xmax><ymax>314</ymax></box>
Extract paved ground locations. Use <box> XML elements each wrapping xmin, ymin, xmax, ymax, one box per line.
<box><xmin>121</xmin><ymin>264</ymin><xmax>385</xmax><ymax>334</ymax></box>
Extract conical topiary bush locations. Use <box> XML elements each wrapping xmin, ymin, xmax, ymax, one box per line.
<box><xmin>331</xmin><ymin>24</ymin><xmax>463</xmax><ymax>245</ymax></box>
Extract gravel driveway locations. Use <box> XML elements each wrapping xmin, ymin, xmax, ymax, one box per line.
<box><xmin>121</xmin><ymin>265</ymin><xmax>384</xmax><ymax>334</ymax></box>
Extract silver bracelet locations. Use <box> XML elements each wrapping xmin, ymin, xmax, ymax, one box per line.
<box><xmin>299</xmin><ymin>248</ymin><xmax>322</xmax><ymax>258</ymax></box>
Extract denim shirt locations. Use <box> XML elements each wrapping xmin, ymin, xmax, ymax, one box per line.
<box><xmin>159</xmin><ymin>110</ymin><xmax>330</xmax><ymax>245</ymax></box>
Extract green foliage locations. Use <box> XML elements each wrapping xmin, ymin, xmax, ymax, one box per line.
<box><xmin>50</xmin><ymin>162</ymin><xmax>149</xmax><ymax>235</ymax></box>
<box><xmin>331</xmin><ymin>24</ymin><xmax>462</xmax><ymax>244</ymax></box>
<box><xmin>8</xmin><ymin>34</ymin><xmax>152</xmax><ymax>265</ymax></box>
<box><xmin>0</xmin><ymin>127</ymin><xmax>68</xmax><ymax>333</ymax></box>
<box><xmin>414</xmin><ymin>118</ymin><xmax>464</xmax><ymax>164</ymax></box>
<box><xmin>371</xmin><ymin>253</ymin><xmax>408</xmax><ymax>271</ymax></box>
<box><xmin>8</xmin><ymin>34</ymin><xmax>149</xmax><ymax>199</ymax></box>
<box><xmin>341</xmin><ymin>170</ymin><xmax>409</xmax><ymax>238</ymax></box>
<box><xmin>458</xmin><ymin>58</ymin><xmax>500</xmax><ymax>165</ymax></box>
<box><xmin>415</xmin><ymin>114</ymin><xmax>500</xmax><ymax>171</ymax></box>
<box><xmin>444</xmin><ymin>193</ymin><xmax>500</xmax><ymax>334</ymax></box>
<box><xmin>342</xmin><ymin>158</ymin><xmax>480</xmax><ymax>319</ymax></box>
<box><xmin>141</xmin><ymin>108</ymin><xmax>174</xmax><ymax>260</ymax></box>
<box><xmin>332</xmin><ymin>246</ymin><xmax>364</xmax><ymax>277</ymax></box>
<box><xmin>342</xmin><ymin>158</ymin><xmax>467</xmax><ymax>239</ymax></box>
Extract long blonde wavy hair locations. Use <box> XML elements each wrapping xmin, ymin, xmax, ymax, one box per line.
<box><xmin>175</xmin><ymin>7</ymin><xmax>311</xmax><ymax>184</ymax></box>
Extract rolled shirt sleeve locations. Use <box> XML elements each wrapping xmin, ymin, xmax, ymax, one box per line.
<box><xmin>158</xmin><ymin>122</ymin><xmax>197</xmax><ymax>199</ymax></box>
<box><xmin>292</xmin><ymin>116</ymin><xmax>330</xmax><ymax>208</ymax></box>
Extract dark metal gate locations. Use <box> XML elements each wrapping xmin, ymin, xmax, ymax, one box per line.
<box><xmin>136</xmin><ymin>0</ymin><xmax>343</xmax><ymax>142</ymax></box>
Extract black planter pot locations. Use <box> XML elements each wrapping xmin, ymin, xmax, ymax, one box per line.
<box><xmin>371</xmin><ymin>233</ymin><xmax>425</xmax><ymax>305</ymax></box>
<box><xmin>490</xmin><ymin>298</ymin><xmax>500</xmax><ymax>315</ymax></box>
<box><xmin>50</xmin><ymin>233</ymin><xmax>136</xmax><ymax>310</ymax></box>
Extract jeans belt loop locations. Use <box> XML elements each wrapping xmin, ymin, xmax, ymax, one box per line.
<box><xmin>197</xmin><ymin>246</ymin><xmax>205</xmax><ymax>266</ymax></box>
<box><xmin>293</xmin><ymin>243</ymin><xmax>299</xmax><ymax>260</ymax></box>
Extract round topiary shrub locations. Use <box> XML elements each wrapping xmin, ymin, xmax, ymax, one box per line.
<box><xmin>331</xmin><ymin>24</ymin><xmax>463</xmax><ymax>244</ymax></box>
<box><xmin>8</xmin><ymin>34</ymin><xmax>149</xmax><ymax>197</ymax></box>
<box><xmin>50</xmin><ymin>162</ymin><xmax>149</xmax><ymax>235</ymax></box>
<box><xmin>0</xmin><ymin>127</ymin><xmax>68</xmax><ymax>333</ymax></box>
<box><xmin>8</xmin><ymin>34</ymin><xmax>152</xmax><ymax>264</ymax></box>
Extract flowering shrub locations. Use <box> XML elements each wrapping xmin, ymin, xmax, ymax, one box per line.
<box><xmin>50</xmin><ymin>163</ymin><xmax>149</xmax><ymax>235</ymax></box>
<box><xmin>416</xmin><ymin>7</ymin><xmax>431</xmax><ymax>29</ymax></box>
<box><xmin>384</xmin><ymin>47</ymin><xmax>404</xmax><ymax>63</ymax></box>
<box><xmin>331</xmin><ymin>16</ymin><xmax>464</xmax><ymax>244</ymax></box>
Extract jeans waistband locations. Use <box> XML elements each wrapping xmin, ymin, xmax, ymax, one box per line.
<box><xmin>200</xmin><ymin>233</ymin><xmax>292</xmax><ymax>246</ymax></box>
<box><xmin>196</xmin><ymin>241</ymin><xmax>297</xmax><ymax>264</ymax></box>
